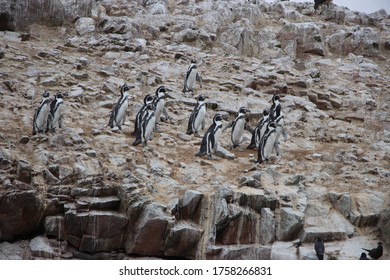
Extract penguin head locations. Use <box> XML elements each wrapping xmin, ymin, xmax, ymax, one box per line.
<box><xmin>238</xmin><ymin>107</ymin><xmax>247</xmax><ymax>115</ymax></box>
<box><xmin>213</xmin><ymin>114</ymin><xmax>223</xmax><ymax>124</ymax></box>
<box><xmin>190</xmin><ymin>59</ymin><xmax>197</xmax><ymax>64</ymax></box>
<box><xmin>42</xmin><ymin>91</ymin><xmax>50</xmax><ymax>99</ymax></box>
<box><xmin>156</xmin><ymin>86</ymin><xmax>173</xmax><ymax>99</ymax></box>
<box><xmin>121</xmin><ymin>83</ymin><xmax>134</xmax><ymax>96</ymax></box>
<box><xmin>197</xmin><ymin>95</ymin><xmax>205</xmax><ymax>102</ymax></box>
<box><xmin>361</xmin><ymin>253</ymin><xmax>367</xmax><ymax>257</ymax></box>
<box><xmin>268</xmin><ymin>122</ymin><xmax>277</xmax><ymax>129</ymax></box>
<box><xmin>272</xmin><ymin>95</ymin><xmax>280</xmax><ymax>103</ymax></box>
<box><xmin>56</xmin><ymin>92</ymin><xmax>64</xmax><ymax>100</ymax></box>
<box><xmin>144</xmin><ymin>94</ymin><xmax>154</xmax><ymax>105</ymax></box>
<box><xmin>263</xmin><ymin>109</ymin><xmax>269</xmax><ymax>116</ymax></box>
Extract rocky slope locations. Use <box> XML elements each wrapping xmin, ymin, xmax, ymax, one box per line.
<box><xmin>0</xmin><ymin>0</ymin><xmax>389</xmax><ymax>260</ymax></box>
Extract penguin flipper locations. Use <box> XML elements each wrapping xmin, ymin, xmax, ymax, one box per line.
<box><xmin>222</xmin><ymin>122</ymin><xmax>234</xmax><ymax>132</ymax></box>
<box><xmin>244</xmin><ymin>124</ymin><xmax>254</xmax><ymax>134</ymax></box>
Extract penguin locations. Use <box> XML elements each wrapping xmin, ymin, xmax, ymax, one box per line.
<box><xmin>314</xmin><ymin>237</ymin><xmax>325</xmax><ymax>260</ymax></box>
<box><xmin>32</xmin><ymin>91</ymin><xmax>52</xmax><ymax>135</ymax></box>
<box><xmin>107</xmin><ymin>83</ymin><xmax>134</xmax><ymax>130</ymax></box>
<box><xmin>46</xmin><ymin>92</ymin><xmax>64</xmax><ymax>133</ymax></box>
<box><xmin>182</xmin><ymin>59</ymin><xmax>202</xmax><ymax>95</ymax></box>
<box><xmin>153</xmin><ymin>85</ymin><xmax>172</xmax><ymax>130</ymax></box>
<box><xmin>223</xmin><ymin>107</ymin><xmax>249</xmax><ymax>149</ymax></box>
<box><xmin>131</xmin><ymin>94</ymin><xmax>154</xmax><ymax>136</ymax></box>
<box><xmin>187</xmin><ymin>95</ymin><xmax>206</xmax><ymax>136</ymax></box>
<box><xmin>269</xmin><ymin>94</ymin><xmax>284</xmax><ymax>126</ymax></box>
<box><xmin>132</xmin><ymin>103</ymin><xmax>156</xmax><ymax>146</ymax></box>
<box><xmin>256</xmin><ymin>121</ymin><xmax>287</xmax><ymax>163</ymax></box>
<box><xmin>196</xmin><ymin>113</ymin><xmax>223</xmax><ymax>159</ymax></box>
<box><xmin>247</xmin><ymin>109</ymin><xmax>269</xmax><ymax>150</ymax></box>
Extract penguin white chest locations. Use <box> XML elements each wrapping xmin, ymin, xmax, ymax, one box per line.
<box><xmin>232</xmin><ymin>118</ymin><xmax>245</xmax><ymax>145</ymax></box>
<box><xmin>144</xmin><ymin>114</ymin><xmax>156</xmax><ymax>141</ymax></box>
<box><xmin>194</xmin><ymin>105</ymin><xmax>206</xmax><ymax>131</ymax></box>
<box><xmin>213</xmin><ymin>126</ymin><xmax>222</xmax><ymax>151</ymax></box>
<box><xmin>262</xmin><ymin>131</ymin><xmax>277</xmax><ymax>160</ymax></box>
<box><xmin>36</xmin><ymin>104</ymin><xmax>51</xmax><ymax>130</ymax></box>
<box><xmin>154</xmin><ymin>99</ymin><xmax>165</xmax><ymax>122</ymax></box>
<box><xmin>52</xmin><ymin>102</ymin><xmax>63</xmax><ymax>127</ymax></box>
<box><xmin>116</xmin><ymin>99</ymin><xmax>128</xmax><ymax>125</ymax></box>
<box><xmin>186</xmin><ymin>69</ymin><xmax>197</xmax><ymax>90</ymax></box>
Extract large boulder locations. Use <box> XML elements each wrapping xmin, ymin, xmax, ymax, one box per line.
<box><xmin>124</xmin><ymin>203</ymin><xmax>174</xmax><ymax>257</ymax></box>
<box><xmin>0</xmin><ymin>0</ymin><xmax>94</xmax><ymax>31</ymax></box>
<box><xmin>0</xmin><ymin>190</ymin><xmax>45</xmax><ymax>241</ymax></box>
<box><xmin>64</xmin><ymin>209</ymin><xmax>128</xmax><ymax>253</ymax></box>
<box><xmin>277</xmin><ymin>22</ymin><xmax>326</xmax><ymax>58</ymax></box>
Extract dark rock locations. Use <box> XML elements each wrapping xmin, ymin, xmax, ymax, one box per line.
<box><xmin>75</xmin><ymin>196</ymin><xmax>120</xmax><ymax>211</ymax></box>
<box><xmin>16</xmin><ymin>160</ymin><xmax>32</xmax><ymax>184</ymax></box>
<box><xmin>379</xmin><ymin>208</ymin><xmax>390</xmax><ymax>245</ymax></box>
<box><xmin>19</xmin><ymin>135</ymin><xmax>30</xmax><ymax>144</ymax></box>
<box><xmin>0</xmin><ymin>190</ymin><xmax>45</xmax><ymax>241</ymax></box>
<box><xmin>175</xmin><ymin>190</ymin><xmax>203</xmax><ymax>221</ymax></box>
<box><xmin>44</xmin><ymin>216</ymin><xmax>66</xmax><ymax>240</ymax></box>
<box><xmin>164</xmin><ymin>221</ymin><xmax>204</xmax><ymax>258</ymax></box>
<box><xmin>277</xmin><ymin>208</ymin><xmax>304</xmax><ymax>241</ymax></box>
<box><xmin>64</xmin><ymin>209</ymin><xmax>128</xmax><ymax>253</ymax></box>
<box><xmin>125</xmin><ymin>203</ymin><xmax>173</xmax><ymax>257</ymax></box>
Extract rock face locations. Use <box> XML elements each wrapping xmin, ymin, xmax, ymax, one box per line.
<box><xmin>0</xmin><ymin>0</ymin><xmax>389</xmax><ymax>260</ymax></box>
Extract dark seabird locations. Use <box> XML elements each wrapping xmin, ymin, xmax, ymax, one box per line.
<box><xmin>359</xmin><ymin>252</ymin><xmax>369</xmax><ymax>260</ymax></box>
<box><xmin>362</xmin><ymin>242</ymin><xmax>383</xmax><ymax>260</ymax></box>
<box><xmin>314</xmin><ymin>237</ymin><xmax>325</xmax><ymax>260</ymax></box>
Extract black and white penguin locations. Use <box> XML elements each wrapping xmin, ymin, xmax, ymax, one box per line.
<box><xmin>132</xmin><ymin>103</ymin><xmax>156</xmax><ymax>146</ymax></box>
<box><xmin>196</xmin><ymin>113</ymin><xmax>223</xmax><ymax>159</ymax></box>
<box><xmin>247</xmin><ymin>109</ymin><xmax>269</xmax><ymax>150</ymax></box>
<box><xmin>46</xmin><ymin>92</ymin><xmax>64</xmax><ymax>133</ymax></box>
<box><xmin>182</xmin><ymin>59</ymin><xmax>202</xmax><ymax>95</ymax></box>
<box><xmin>107</xmin><ymin>83</ymin><xmax>134</xmax><ymax>130</ymax></box>
<box><xmin>256</xmin><ymin>121</ymin><xmax>287</xmax><ymax>163</ymax></box>
<box><xmin>131</xmin><ymin>94</ymin><xmax>154</xmax><ymax>136</ymax></box>
<box><xmin>223</xmin><ymin>107</ymin><xmax>249</xmax><ymax>149</ymax></box>
<box><xmin>187</xmin><ymin>95</ymin><xmax>206</xmax><ymax>136</ymax></box>
<box><xmin>153</xmin><ymin>85</ymin><xmax>173</xmax><ymax>130</ymax></box>
<box><xmin>269</xmin><ymin>94</ymin><xmax>284</xmax><ymax>126</ymax></box>
<box><xmin>32</xmin><ymin>91</ymin><xmax>52</xmax><ymax>135</ymax></box>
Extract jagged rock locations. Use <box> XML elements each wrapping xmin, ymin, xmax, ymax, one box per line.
<box><xmin>75</xmin><ymin>196</ymin><xmax>120</xmax><ymax>211</ymax></box>
<box><xmin>16</xmin><ymin>160</ymin><xmax>32</xmax><ymax>184</ymax></box>
<box><xmin>174</xmin><ymin>190</ymin><xmax>203</xmax><ymax>221</ymax></box>
<box><xmin>64</xmin><ymin>210</ymin><xmax>128</xmax><ymax>253</ymax></box>
<box><xmin>277</xmin><ymin>208</ymin><xmax>304</xmax><ymax>241</ymax></box>
<box><xmin>30</xmin><ymin>236</ymin><xmax>56</xmax><ymax>258</ymax></box>
<box><xmin>206</xmin><ymin>245</ymin><xmax>271</xmax><ymax>260</ymax></box>
<box><xmin>0</xmin><ymin>242</ymin><xmax>24</xmax><ymax>260</ymax></box>
<box><xmin>164</xmin><ymin>221</ymin><xmax>204</xmax><ymax>257</ymax></box>
<box><xmin>354</xmin><ymin>192</ymin><xmax>386</xmax><ymax>227</ymax></box>
<box><xmin>125</xmin><ymin>203</ymin><xmax>174</xmax><ymax>256</ymax></box>
<box><xmin>44</xmin><ymin>216</ymin><xmax>65</xmax><ymax>240</ymax></box>
<box><xmin>329</xmin><ymin>191</ymin><xmax>352</xmax><ymax>219</ymax></box>
<box><xmin>277</xmin><ymin>22</ymin><xmax>325</xmax><ymax>58</ymax></box>
<box><xmin>75</xmin><ymin>17</ymin><xmax>95</xmax><ymax>36</ymax></box>
<box><xmin>97</xmin><ymin>16</ymin><xmax>142</xmax><ymax>36</ymax></box>
<box><xmin>260</xmin><ymin>208</ymin><xmax>275</xmax><ymax>245</ymax></box>
<box><xmin>326</xmin><ymin>28</ymin><xmax>381</xmax><ymax>57</ymax></box>
<box><xmin>0</xmin><ymin>190</ymin><xmax>45</xmax><ymax>241</ymax></box>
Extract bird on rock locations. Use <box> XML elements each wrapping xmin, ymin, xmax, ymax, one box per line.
<box><xmin>362</xmin><ymin>242</ymin><xmax>383</xmax><ymax>260</ymax></box>
<box><xmin>314</xmin><ymin>237</ymin><xmax>325</xmax><ymax>260</ymax></box>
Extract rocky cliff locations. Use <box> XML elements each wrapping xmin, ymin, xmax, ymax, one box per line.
<box><xmin>0</xmin><ymin>0</ymin><xmax>389</xmax><ymax>260</ymax></box>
